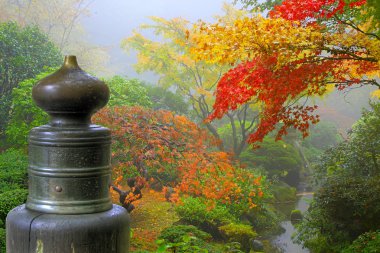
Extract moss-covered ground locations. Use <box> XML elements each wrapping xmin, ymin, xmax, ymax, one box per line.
<box><xmin>125</xmin><ymin>189</ymin><xmax>179</xmax><ymax>252</ymax></box>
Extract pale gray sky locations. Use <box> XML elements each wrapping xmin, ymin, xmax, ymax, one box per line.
<box><xmin>82</xmin><ymin>0</ymin><xmax>234</xmax><ymax>80</ymax></box>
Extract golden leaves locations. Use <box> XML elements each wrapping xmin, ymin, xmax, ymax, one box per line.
<box><xmin>371</xmin><ymin>89</ymin><xmax>380</xmax><ymax>98</ymax></box>
<box><xmin>190</xmin><ymin>15</ymin><xmax>325</xmax><ymax>69</ymax></box>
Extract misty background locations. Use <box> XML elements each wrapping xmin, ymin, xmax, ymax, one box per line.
<box><xmin>81</xmin><ymin>0</ymin><xmax>234</xmax><ymax>80</ymax></box>
<box><xmin>81</xmin><ymin>0</ymin><xmax>373</xmax><ymax>132</ymax></box>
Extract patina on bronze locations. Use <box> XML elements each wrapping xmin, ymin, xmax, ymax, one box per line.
<box><xmin>27</xmin><ymin>55</ymin><xmax>112</xmax><ymax>214</ymax></box>
<box><xmin>32</xmin><ymin>56</ymin><xmax>109</xmax><ymax>126</ymax></box>
<box><xmin>6</xmin><ymin>56</ymin><xmax>130</xmax><ymax>253</ymax></box>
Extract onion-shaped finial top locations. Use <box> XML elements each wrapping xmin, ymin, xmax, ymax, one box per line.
<box><xmin>32</xmin><ymin>55</ymin><xmax>109</xmax><ymax>126</ymax></box>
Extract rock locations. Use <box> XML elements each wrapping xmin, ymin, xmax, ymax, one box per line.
<box><xmin>290</xmin><ymin>209</ymin><xmax>303</xmax><ymax>223</ymax></box>
<box><xmin>250</xmin><ymin>239</ymin><xmax>264</xmax><ymax>251</ymax></box>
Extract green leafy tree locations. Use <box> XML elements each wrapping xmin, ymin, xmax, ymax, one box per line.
<box><xmin>106</xmin><ymin>76</ymin><xmax>152</xmax><ymax>107</ymax></box>
<box><xmin>342</xmin><ymin>231</ymin><xmax>380</xmax><ymax>253</ymax></box>
<box><xmin>5</xmin><ymin>70</ymin><xmax>54</xmax><ymax>147</ymax></box>
<box><xmin>0</xmin><ymin>22</ymin><xmax>61</xmax><ymax>139</ymax></box>
<box><xmin>144</xmin><ymin>86</ymin><xmax>189</xmax><ymax>115</ymax></box>
<box><xmin>314</xmin><ymin>102</ymin><xmax>380</xmax><ymax>182</ymax></box>
<box><xmin>295</xmin><ymin>102</ymin><xmax>380</xmax><ymax>252</ymax></box>
<box><xmin>240</xmin><ymin>136</ymin><xmax>303</xmax><ymax>186</ymax></box>
<box><xmin>295</xmin><ymin>176</ymin><xmax>380</xmax><ymax>253</ymax></box>
<box><xmin>302</xmin><ymin>121</ymin><xmax>342</xmax><ymax>151</ymax></box>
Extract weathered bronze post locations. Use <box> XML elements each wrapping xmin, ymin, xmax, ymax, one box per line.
<box><xmin>6</xmin><ymin>56</ymin><xmax>130</xmax><ymax>253</ymax></box>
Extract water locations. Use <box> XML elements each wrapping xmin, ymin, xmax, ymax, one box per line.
<box><xmin>272</xmin><ymin>193</ymin><xmax>314</xmax><ymax>253</ymax></box>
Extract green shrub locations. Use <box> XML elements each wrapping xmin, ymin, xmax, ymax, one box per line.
<box><xmin>159</xmin><ymin>225</ymin><xmax>211</xmax><ymax>244</ymax></box>
<box><xmin>221</xmin><ymin>242</ymin><xmax>245</xmax><ymax>253</ymax></box>
<box><xmin>294</xmin><ymin>103</ymin><xmax>380</xmax><ymax>253</ymax></box>
<box><xmin>0</xmin><ymin>228</ymin><xmax>5</xmax><ymax>253</ymax></box>
<box><xmin>342</xmin><ymin>231</ymin><xmax>380</xmax><ymax>253</ymax></box>
<box><xmin>156</xmin><ymin>235</ymin><xmax>209</xmax><ymax>253</ymax></box>
<box><xmin>295</xmin><ymin>176</ymin><xmax>380</xmax><ymax>253</ymax></box>
<box><xmin>106</xmin><ymin>76</ymin><xmax>152</xmax><ymax>107</ymax></box>
<box><xmin>0</xmin><ymin>169</ymin><xmax>27</xmax><ymax>193</ymax></box>
<box><xmin>0</xmin><ymin>189</ymin><xmax>28</xmax><ymax>223</ymax></box>
<box><xmin>0</xmin><ymin>148</ymin><xmax>28</xmax><ymax>171</ymax></box>
<box><xmin>219</xmin><ymin>223</ymin><xmax>257</xmax><ymax>253</ymax></box>
<box><xmin>270</xmin><ymin>181</ymin><xmax>297</xmax><ymax>203</ymax></box>
<box><xmin>0</xmin><ymin>149</ymin><xmax>28</xmax><ymax>193</ymax></box>
<box><xmin>175</xmin><ymin>197</ymin><xmax>235</xmax><ymax>238</ymax></box>
<box><xmin>290</xmin><ymin>209</ymin><xmax>303</xmax><ymax>222</ymax></box>
<box><xmin>6</xmin><ymin>70</ymin><xmax>53</xmax><ymax>147</ymax></box>
<box><xmin>240</xmin><ymin>137</ymin><xmax>303</xmax><ymax>186</ymax></box>
<box><xmin>244</xmin><ymin>205</ymin><xmax>282</xmax><ymax>236</ymax></box>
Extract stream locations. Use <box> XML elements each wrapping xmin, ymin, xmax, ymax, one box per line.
<box><xmin>271</xmin><ymin>192</ymin><xmax>314</xmax><ymax>253</ymax></box>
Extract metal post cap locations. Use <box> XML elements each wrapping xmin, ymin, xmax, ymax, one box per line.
<box><xmin>32</xmin><ymin>55</ymin><xmax>110</xmax><ymax>126</ymax></box>
<box><xmin>26</xmin><ymin>56</ymin><xmax>113</xmax><ymax>214</ymax></box>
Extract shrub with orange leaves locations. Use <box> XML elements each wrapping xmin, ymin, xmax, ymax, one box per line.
<box><xmin>93</xmin><ymin>106</ymin><xmax>268</xmax><ymax>213</ymax></box>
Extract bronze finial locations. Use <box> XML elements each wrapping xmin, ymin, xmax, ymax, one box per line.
<box><xmin>32</xmin><ymin>55</ymin><xmax>109</xmax><ymax>126</ymax></box>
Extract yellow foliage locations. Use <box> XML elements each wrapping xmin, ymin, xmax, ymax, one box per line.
<box><xmin>190</xmin><ymin>16</ymin><xmax>325</xmax><ymax>68</ymax></box>
<box><xmin>371</xmin><ymin>89</ymin><xmax>380</xmax><ymax>98</ymax></box>
<box><xmin>190</xmin><ymin>10</ymin><xmax>380</xmax><ymax>92</ymax></box>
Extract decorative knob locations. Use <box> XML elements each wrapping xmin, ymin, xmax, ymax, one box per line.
<box><xmin>32</xmin><ymin>55</ymin><xmax>109</xmax><ymax>126</ymax></box>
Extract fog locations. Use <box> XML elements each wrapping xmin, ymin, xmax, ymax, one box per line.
<box><xmin>80</xmin><ymin>0</ymin><xmax>374</xmax><ymax>126</ymax></box>
<box><xmin>82</xmin><ymin>0</ymin><xmax>234</xmax><ymax>80</ymax></box>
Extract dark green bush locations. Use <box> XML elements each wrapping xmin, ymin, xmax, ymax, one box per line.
<box><xmin>0</xmin><ymin>189</ymin><xmax>28</xmax><ymax>223</ymax></box>
<box><xmin>295</xmin><ymin>103</ymin><xmax>380</xmax><ymax>253</ymax></box>
<box><xmin>0</xmin><ymin>149</ymin><xmax>28</xmax><ymax>193</ymax></box>
<box><xmin>0</xmin><ymin>228</ymin><xmax>5</xmax><ymax>253</ymax></box>
<box><xmin>342</xmin><ymin>231</ymin><xmax>380</xmax><ymax>253</ymax></box>
<box><xmin>270</xmin><ymin>181</ymin><xmax>297</xmax><ymax>203</ymax></box>
<box><xmin>156</xmin><ymin>226</ymin><xmax>215</xmax><ymax>253</ymax></box>
<box><xmin>219</xmin><ymin>223</ymin><xmax>257</xmax><ymax>253</ymax></box>
<box><xmin>317</xmin><ymin>176</ymin><xmax>380</xmax><ymax>239</ymax></box>
<box><xmin>240</xmin><ymin>137</ymin><xmax>303</xmax><ymax>186</ymax></box>
<box><xmin>159</xmin><ymin>225</ymin><xmax>211</xmax><ymax>244</ymax></box>
<box><xmin>221</xmin><ymin>242</ymin><xmax>245</xmax><ymax>253</ymax></box>
<box><xmin>175</xmin><ymin>197</ymin><xmax>235</xmax><ymax>238</ymax></box>
<box><xmin>244</xmin><ymin>206</ymin><xmax>282</xmax><ymax>236</ymax></box>
<box><xmin>295</xmin><ymin>176</ymin><xmax>380</xmax><ymax>252</ymax></box>
<box><xmin>290</xmin><ymin>209</ymin><xmax>303</xmax><ymax>222</ymax></box>
<box><xmin>156</xmin><ymin>235</ymin><xmax>209</xmax><ymax>253</ymax></box>
<box><xmin>0</xmin><ymin>169</ymin><xmax>27</xmax><ymax>193</ymax></box>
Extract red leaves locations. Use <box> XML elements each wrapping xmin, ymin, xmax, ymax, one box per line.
<box><xmin>191</xmin><ymin>0</ymin><xmax>378</xmax><ymax>148</ymax></box>
<box><xmin>270</xmin><ymin>0</ymin><xmax>366</xmax><ymax>22</ymax></box>
<box><xmin>209</xmin><ymin>55</ymin><xmax>338</xmax><ymax>145</ymax></box>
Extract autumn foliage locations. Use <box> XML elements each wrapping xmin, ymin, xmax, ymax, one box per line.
<box><xmin>93</xmin><ymin>106</ymin><xmax>266</xmax><ymax>211</ymax></box>
<box><xmin>270</xmin><ymin>0</ymin><xmax>367</xmax><ymax>21</ymax></box>
<box><xmin>190</xmin><ymin>0</ymin><xmax>380</xmax><ymax>145</ymax></box>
